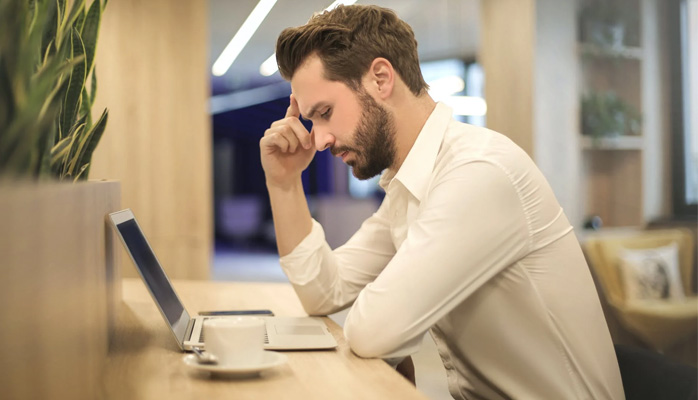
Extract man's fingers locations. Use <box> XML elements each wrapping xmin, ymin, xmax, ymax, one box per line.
<box><xmin>287</xmin><ymin>118</ymin><xmax>312</xmax><ymax>149</ymax></box>
<box><xmin>262</xmin><ymin>127</ymin><xmax>302</xmax><ymax>153</ymax></box>
<box><xmin>285</xmin><ymin>94</ymin><xmax>300</xmax><ymax>118</ymax></box>
<box><xmin>261</xmin><ymin>131</ymin><xmax>289</xmax><ymax>153</ymax></box>
<box><xmin>269</xmin><ymin>117</ymin><xmax>312</xmax><ymax>149</ymax></box>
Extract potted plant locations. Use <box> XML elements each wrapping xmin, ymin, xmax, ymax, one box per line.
<box><xmin>581</xmin><ymin>90</ymin><xmax>641</xmax><ymax>140</ymax></box>
<box><xmin>579</xmin><ymin>0</ymin><xmax>639</xmax><ymax>49</ymax></box>
<box><xmin>0</xmin><ymin>1</ymin><xmax>120</xmax><ymax>398</ymax></box>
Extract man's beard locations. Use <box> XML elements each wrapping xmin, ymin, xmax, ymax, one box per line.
<box><xmin>331</xmin><ymin>90</ymin><xmax>397</xmax><ymax>180</ymax></box>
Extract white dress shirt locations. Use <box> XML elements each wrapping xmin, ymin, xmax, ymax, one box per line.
<box><xmin>280</xmin><ymin>103</ymin><xmax>624</xmax><ymax>400</ymax></box>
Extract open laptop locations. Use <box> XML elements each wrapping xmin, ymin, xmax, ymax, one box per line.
<box><xmin>109</xmin><ymin>209</ymin><xmax>337</xmax><ymax>351</ymax></box>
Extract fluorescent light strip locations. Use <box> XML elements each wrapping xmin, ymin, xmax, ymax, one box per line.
<box><xmin>259</xmin><ymin>0</ymin><xmax>358</xmax><ymax>76</ymax></box>
<box><xmin>213</xmin><ymin>0</ymin><xmax>278</xmax><ymax>77</ymax></box>
<box><xmin>324</xmin><ymin>0</ymin><xmax>358</xmax><ymax>12</ymax></box>
<box><xmin>260</xmin><ymin>53</ymin><xmax>278</xmax><ymax>76</ymax></box>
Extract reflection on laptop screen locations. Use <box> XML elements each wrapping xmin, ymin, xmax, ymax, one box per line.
<box><xmin>116</xmin><ymin>219</ymin><xmax>185</xmax><ymax>326</ymax></box>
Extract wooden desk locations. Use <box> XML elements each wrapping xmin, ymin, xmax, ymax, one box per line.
<box><xmin>103</xmin><ymin>279</ymin><xmax>428</xmax><ymax>400</ymax></box>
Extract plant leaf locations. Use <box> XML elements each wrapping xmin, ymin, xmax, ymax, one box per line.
<box><xmin>50</xmin><ymin>135</ymin><xmax>72</xmax><ymax>165</ymax></box>
<box><xmin>60</xmin><ymin>28</ymin><xmax>86</xmax><ymax>140</ymax></box>
<box><xmin>38</xmin><ymin>120</ymin><xmax>57</xmax><ymax>179</ymax></box>
<box><xmin>76</xmin><ymin>108</ymin><xmax>108</xmax><ymax>179</ymax></box>
<box><xmin>90</xmin><ymin>65</ymin><xmax>97</xmax><ymax>102</ymax></box>
<box><xmin>81</xmin><ymin>0</ymin><xmax>101</xmax><ymax>76</ymax></box>
<box><xmin>73</xmin><ymin>162</ymin><xmax>90</xmax><ymax>182</ymax></box>
<box><xmin>62</xmin><ymin>0</ymin><xmax>85</xmax><ymax>36</ymax></box>
<box><xmin>74</xmin><ymin>6</ymin><xmax>86</xmax><ymax>33</ymax></box>
<box><xmin>80</xmin><ymin>86</ymin><xmax>92</xmax><ymax>126</ymax></box>
<box><xmin>61</xmin><ymin>122</ymin><xmax>85</xmax><ymax>177</ymax></box>
<box><xmin>68</xmin><ymin>115</ymin><xmax>95</xmax><ymax>174</ymax></box>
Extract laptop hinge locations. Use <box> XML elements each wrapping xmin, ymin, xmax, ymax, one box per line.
<box><xmin>184</xmin><ymin>318</ymin><xmax>196</xmax><ymax>343</ymax></box>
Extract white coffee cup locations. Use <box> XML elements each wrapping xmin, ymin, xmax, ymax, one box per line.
<box><xmin>204</xmin><ymin>318</ymin><xmax>265</xmax><ymax>367</ymax></box>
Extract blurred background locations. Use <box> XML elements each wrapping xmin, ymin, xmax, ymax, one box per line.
<box><xmin>83</xmin><ymin>0</ymin><xmax>696</xmax><ymax>398</ymax></box>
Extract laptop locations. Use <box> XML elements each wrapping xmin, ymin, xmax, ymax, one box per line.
<box><xmin>108</xmin><ymin>209</ymin><xmax>337</xmax><ymax>351</ymax></box>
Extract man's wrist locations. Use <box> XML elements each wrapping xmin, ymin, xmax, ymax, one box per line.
<box><xmin>266</xmin><ymin>177</ymin><xmax>304</xmax><ymax>193</ymax></box>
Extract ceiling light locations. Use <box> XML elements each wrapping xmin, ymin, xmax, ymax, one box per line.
<box><xmin>324</xmin><ymin>0</ymin><xmax>358</xmax><ymax>12</ymax></box>
<box><xmin>260</xmin><ymin>53</ymin><xmax>278</xmax><ymax>76</ymax></box>
<box><xmin>213</xmin><ymin>0</ymin><xmax>278</xmax><ymax>77</ymax></box>
<box><xmin>258</xmin><ymin>0</ymin><xmax>358</xmax><ymax>76</ymax></box>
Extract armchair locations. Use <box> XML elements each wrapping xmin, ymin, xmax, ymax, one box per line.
<box><xmin>583</xmin><ymin>229</ymin><xmax>697</xmax><ymax>352</ymax></box>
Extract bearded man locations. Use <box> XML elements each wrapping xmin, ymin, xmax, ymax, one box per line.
<box><xmin>259</xmin><ymin>5</ymin><xmax>624</xmax><ymax>399</ymax></box>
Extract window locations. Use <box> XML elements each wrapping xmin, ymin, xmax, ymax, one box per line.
<box><xmin>670</xmin><ymin>0</ymin><xmax>698</xmax><ymax>217</ymax></box>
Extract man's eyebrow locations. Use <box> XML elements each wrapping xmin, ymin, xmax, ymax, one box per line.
<box><xmin>301</xmin><ymin>102</ymin><xmax>328</xmax><ymax>121</ymax></box>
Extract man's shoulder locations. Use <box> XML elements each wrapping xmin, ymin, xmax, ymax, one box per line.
<box><xmin>440</xmin><ymin>122</ymin><xmax>519</xmax><ymax>160</ymax></box>
<box><xmin>433</xmin><ymin>122</ymin><xmax>538</xmax><ymax>186</ymax></box>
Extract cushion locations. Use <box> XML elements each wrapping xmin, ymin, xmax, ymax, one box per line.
<box><xmin>617</xmin><ymin>243</ymin><xmax>685</xmax><ymax>302</ymax></box>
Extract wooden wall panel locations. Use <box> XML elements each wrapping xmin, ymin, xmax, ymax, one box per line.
<box><xmin>584</xmin><ymin>151</ymin><xmax>643</xmax><ymax>227</ymax></box>
<box><xmin>0</xmin><ymin>182</ymin><xmax>121</xmax><ymax>400</ymax></box>
<box><xmin>89</xmin><ymin>0</ymin><xmax>211</xmax><ymax>279</ymax></box>
<box><xmin>481</xmin><ymin>0</ymin><xmax>535</xmax><ymax>156</ymax></box>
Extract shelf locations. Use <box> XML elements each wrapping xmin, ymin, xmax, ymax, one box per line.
<box><xmin>578</xmin><ymin>43</ymin><xmax>643</xmax><ymax>60</ymax></box>
<box><xmin>581</xmin><ymin>135</ymin><xmax>644</xmax><ymax>150</ymax></box>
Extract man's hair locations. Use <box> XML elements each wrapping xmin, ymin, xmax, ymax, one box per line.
<box><xmin>275</xmin><ymin>5</ymin><xmax>428</xmax><ymax>96</ymax></box>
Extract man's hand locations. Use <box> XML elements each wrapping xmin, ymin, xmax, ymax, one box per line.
<box><xmin>260</xmin><ymin>95</ymin><xmax>316</xmax><ymax>189</ymax></box>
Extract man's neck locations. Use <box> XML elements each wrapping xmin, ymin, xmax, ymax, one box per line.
<box><xmin>391</xmin><ymin>91</ymin><xmax>437</xmax><ymax>172</ymax></box>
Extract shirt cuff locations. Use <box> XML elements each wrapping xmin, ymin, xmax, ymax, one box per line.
<box><xmin>279</xmin><ymin>219</ymin><xmax>327</xmax><ymax>285</ymax></box>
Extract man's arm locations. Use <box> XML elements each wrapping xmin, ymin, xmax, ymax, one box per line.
<box><xmin>280</xmin><ymin>200</ymin><xmax>396</xmax><ymax>315</ymax></box>
<box><xmin>343</xmin><ymin>161</ymin><xmax>531</xmax><ymax>359</ymax></box>
<box><xmin>259</xmin><ymin>95</ymin><xmax>315</xmax><ymax>256</ymax></box>
<box><xmin>267</xmin><ymin>180</ymin><xmax>313</xmax><ymax>257</ymax></box>
<box><xmin>262</xmin><ymin>96</ymin><xmax>397</xmax><ymax>317</ymax></box>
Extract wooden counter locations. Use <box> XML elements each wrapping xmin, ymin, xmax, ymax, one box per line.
<box><xmin>102</xmin><ymin>279</ymin><xmax>429</xmax><ymax>400</ymax></box>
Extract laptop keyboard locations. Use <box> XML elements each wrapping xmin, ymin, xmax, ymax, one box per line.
<box><xmin>198</xmin><ymin>317</ymin><xmax>269</xmax><ymax>345</ymax></box>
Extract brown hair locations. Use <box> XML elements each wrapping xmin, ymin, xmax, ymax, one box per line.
<box><xmin>275</xmin><ymin>5</ymin><xmax>428</xmax><ymax>96</ymax></box>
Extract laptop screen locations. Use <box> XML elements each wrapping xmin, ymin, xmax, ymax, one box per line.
<box><xmin>112</xmin><ymin>211</ymin><xmax>190</xmax><ymax>346</ymax></box>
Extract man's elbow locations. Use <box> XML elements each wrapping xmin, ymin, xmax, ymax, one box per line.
<box><xmin>344</xmin><ymin>323</ymin><xmax>397</xmax><ymax>358</ymax></box>
<box><xmin>301</xmin><ymin>303</ymin><xmax>333</xmax><ymax>317</ymax></box>
<box><xmin>299</xmin><ymin>298</ymin><xmax>347</xmax><ymax>317</ymax></box>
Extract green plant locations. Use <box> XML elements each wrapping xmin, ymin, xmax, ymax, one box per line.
<box><xmin>0</xmin><ymin>0</ymin><xmax>108</xmax><ymax>182</ymax></box>
<box><xmin>579</xmin><ymin>0</ymin><xmax>639</xmax><ymax>47</ymax></box>
<box><xmin>581</xmin><ymin>90</ymin><xmax>641</xmax><ymax>139</ymax></box>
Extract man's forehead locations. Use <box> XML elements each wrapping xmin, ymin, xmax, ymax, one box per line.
<box><xmin>290</xmin><ymin>57</ymin><xmax>326</xmax><ymax>111</ymax></box>
<box><xmin>290</xmin><ymin>55</ymin><xmax>356</xmax><ymax>117</ymax></box>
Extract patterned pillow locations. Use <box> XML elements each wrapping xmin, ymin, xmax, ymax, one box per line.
<box><xmin>617</xmin><ymin>243</ymin><xmax>685</xmax><ymax>302</ymax></box>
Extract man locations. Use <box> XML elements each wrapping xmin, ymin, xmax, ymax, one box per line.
<box><xmin>259</xmin><ymin>4</ymin><xmax>624</xmax><ymax>399</ymax></box>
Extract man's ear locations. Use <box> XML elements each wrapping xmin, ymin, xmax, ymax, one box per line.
<box><xmin>367</xmin><ymin>57</ymin><xmax>394</xmax><ymax>100</ymax></box>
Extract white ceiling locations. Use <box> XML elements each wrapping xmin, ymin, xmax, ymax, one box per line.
<box><xmin>209</xmin><ymin>0</ymin><xmax>481</xmax><ymax>93</ymax></box>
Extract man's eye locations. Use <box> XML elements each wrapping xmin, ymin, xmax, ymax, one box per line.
<box><xmin>320</xmin><ymin>108</ymin><xmax>331</xmax><ymax>119</ymax></box>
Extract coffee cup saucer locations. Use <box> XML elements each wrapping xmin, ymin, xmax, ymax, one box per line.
<box><xmin>183</xmin><ymin>351</ymin><xmax>287</xmax><ymax>378</ymax></box>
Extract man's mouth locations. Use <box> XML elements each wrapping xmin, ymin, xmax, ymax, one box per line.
<box><xmin>331</xmin><ymin>147</ymin><xmax>352</xmax><ymax>161</ymax></box>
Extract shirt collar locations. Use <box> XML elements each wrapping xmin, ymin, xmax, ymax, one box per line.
<box><xmin>379</xmin><ymin>102</ymin><xmax>453</xmax><ymax>201</ymax></box>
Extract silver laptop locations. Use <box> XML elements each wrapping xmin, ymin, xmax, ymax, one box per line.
<box><xmin>109</xmin><ymin>209</ymin><xmax>337</xmax><ymax>351</ymax></box>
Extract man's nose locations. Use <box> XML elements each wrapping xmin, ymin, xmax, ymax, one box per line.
<box><xmin>313</xmin><ymin>127</ymin><xmax>335</xmax><ymax>152</ymax></box>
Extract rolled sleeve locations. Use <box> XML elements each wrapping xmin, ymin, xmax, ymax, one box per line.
<box><xmin>279</xmin><ymin>219</ymin><xmax>328</xmax><ymax>286</ymax></box>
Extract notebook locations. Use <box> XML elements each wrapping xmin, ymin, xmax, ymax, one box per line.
<box><xmin>108</xmin><ymin>209</ymin><xmax>337</xmax><ymax>351</ymax></box>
